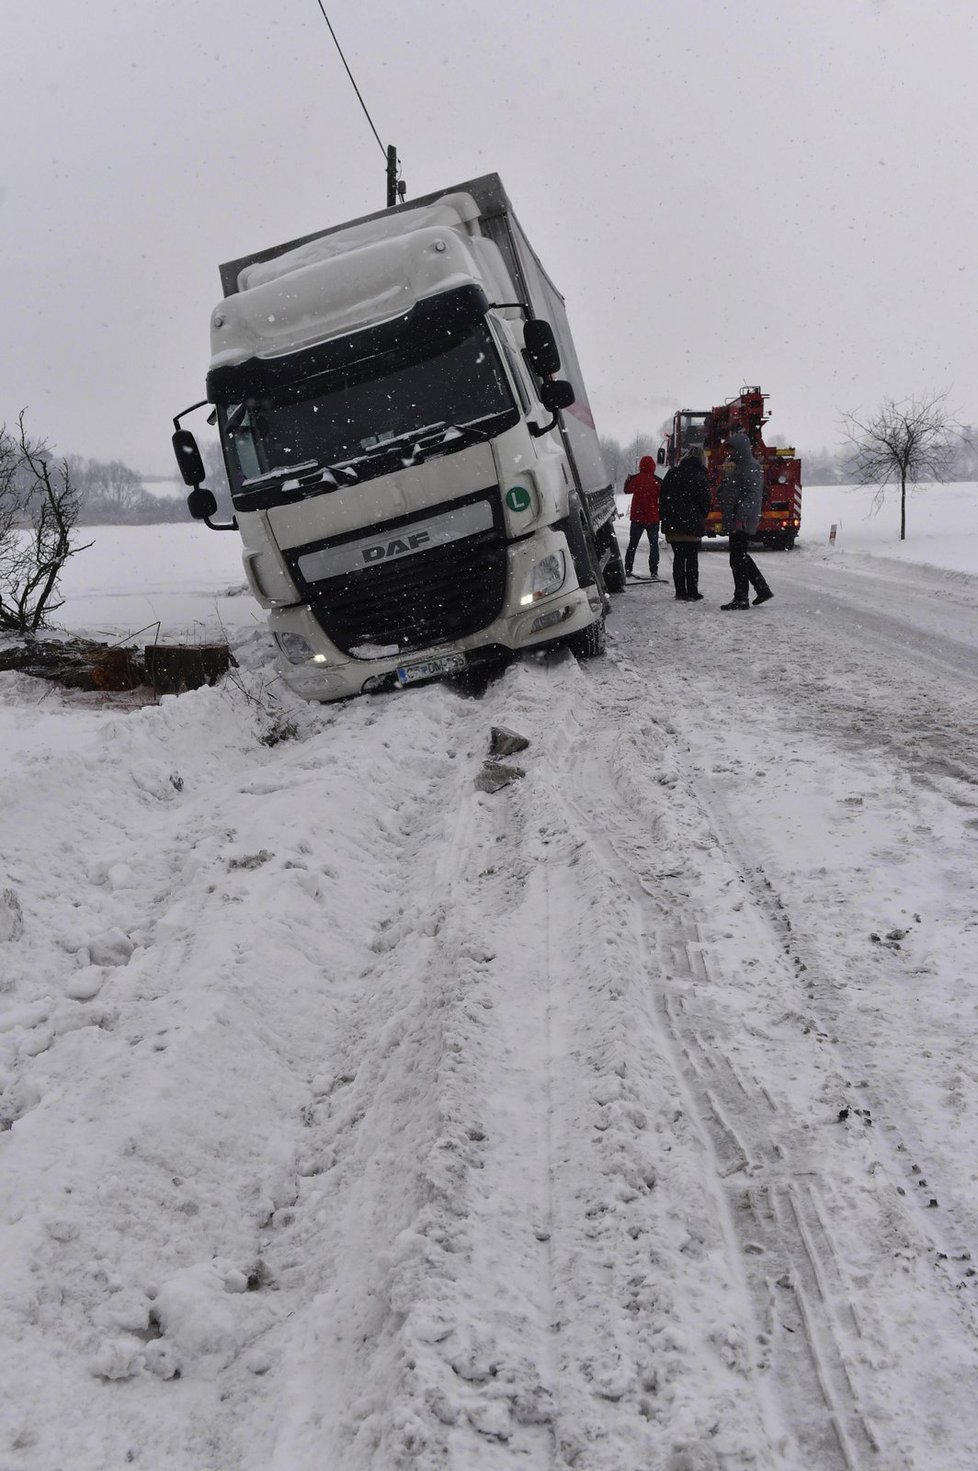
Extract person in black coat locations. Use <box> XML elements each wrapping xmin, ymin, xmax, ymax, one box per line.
<box><xmin>660</xmin><ymin>446</ymin><xmax>712</xmax><ymax>601</ymax></box>
<box><xmin>717</xmin><ymin>430</ymin><xmax>773</xmax><ymax>609</ymax></box>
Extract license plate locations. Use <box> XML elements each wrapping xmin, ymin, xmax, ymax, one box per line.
<box><xmin>395</xmin><ymin>652</ymin><xmax>466</xmax><ymax>686</ymax></box>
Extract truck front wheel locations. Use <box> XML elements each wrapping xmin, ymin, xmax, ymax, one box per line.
<box><xmin>563</xmin><ymin>495</ymin><xmax>607</xmax><ymax>597</ymax></box>
<box><xmin>567</xmin><ymin>614</ymin><xmax>606</xmax><ymax>660</ymax></box>
<box><xmin>598</xmin><ymin>522</ymin><xmax>627</xmax><ymax>593</ymax></box>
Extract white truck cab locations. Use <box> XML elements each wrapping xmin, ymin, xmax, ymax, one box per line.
<box><xmin>173</xmin><ymin>176</ymin><xmax>622</xmax><ymax>700</ymax></box>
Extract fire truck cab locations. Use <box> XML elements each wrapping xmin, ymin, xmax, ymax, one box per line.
<box><xmin>659</xmin><ymin>387</ymin><xmax>802</xmax><ymax>548</ymax></box>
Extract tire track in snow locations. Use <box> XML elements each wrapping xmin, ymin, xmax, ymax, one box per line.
<box><xmin>502</xmin><ymin>654</ymin><xmax>780</xmax><ymax>1470</ymax></box>
<box><xmin>263</xmin><ymin>681</ymin><xmax>563</xmax><ymax>1470</ymax></box>
<box><xmin>640</xmin><ymin>586</ymin><xmax>978</xmax><ymax>1326</ymax></box>
<box><xmin>783</xmin><ymin>558</ymin><xmax>978</xmax><ymax>692</ymax></box>
<box><xmin>610</xmin><ymin>583</ymin><xmax>978</xmax><ymax>1468</ymax></box>
<box><xmin>532</xmin><ymin>644</ymin><xmax>914</xmax><ymax>1470</ymax></box>
<box><xmin>276</xmin><ymin>651</ymin><xmax>780</xmax><ymax>1470</ymax></box>
<box><xmin>686</xmin><ymin>770</ymin><xmax>978</xmax><ymax>1311</ymax></box>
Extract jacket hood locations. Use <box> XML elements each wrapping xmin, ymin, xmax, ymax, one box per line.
<box><xmin>727</xmin><ymin>431</ymin><xmax>753</xmax><ymax>463</ymax></box>
<box><xmin>639</xmin><ymin>455</ymin><xmax>657</xmax><ymax>475</ymax></box>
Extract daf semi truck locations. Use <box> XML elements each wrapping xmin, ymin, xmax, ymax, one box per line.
<box><xmin>172</xmin><ymin>174</ymin><xmax>624</xmax><ymax>701</ymax></box>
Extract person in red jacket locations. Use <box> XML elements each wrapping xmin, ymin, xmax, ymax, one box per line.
<box><xmin>622</xmin><ymin>455</ymin><xmax>662</xmax><ymax>579</ymax></box>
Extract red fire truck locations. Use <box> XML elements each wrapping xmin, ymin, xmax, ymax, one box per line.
<box><xmin>659</xmin><ymin>386</ymin><xmax>802</xmax><ymax>548</ymax></box>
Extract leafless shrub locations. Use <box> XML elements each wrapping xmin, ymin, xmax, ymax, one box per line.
<box><xmin>0</xmin><ymin>412</ymin><xmax>92</xmax><ymax>632</ymax></box>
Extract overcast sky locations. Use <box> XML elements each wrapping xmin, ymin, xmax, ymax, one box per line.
<box><xmin>3</xmin><ymin>0</ymin><xmax>975</xmax><ymax>474</ymax></box>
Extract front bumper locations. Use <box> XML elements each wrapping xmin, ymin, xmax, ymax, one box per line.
<box><xmin>270</xmin><ymin>527</ymin><xmax>600</xmax><ymax>702</ymax></box>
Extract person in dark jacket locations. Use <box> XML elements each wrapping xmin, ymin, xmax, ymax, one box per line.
<box><xmin>717</xmin><ymin>430</ymin><xmax>773</xmax><ymax>609</ymax></box>
<box><xmin>660</xmin><ymin>446</ymin><xmax>711</xmax><ymax>601</ymax></box>
<box><xmin>622</xmin><ymin>455</ymin><xmax>662</xmax><ymax>579</ymax></box>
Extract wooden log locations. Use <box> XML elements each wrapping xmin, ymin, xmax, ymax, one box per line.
<box><xmin>0</xmin><ymin>638</ymin><xmax>144</xmax><ymax>690</ymax></box>
<box><xmin>143</xmin><ymin>643</ymin><xmax>232</xmax><ymax>694</ymax></box>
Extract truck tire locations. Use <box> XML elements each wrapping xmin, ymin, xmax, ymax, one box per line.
<box><xmin>599</xmin><ymin>522</ymin><xmax>627</xmax><ymax>593</ymax></box>
<box><xmin>563</xmin><ymin>495</ymin><xmax>601</xmax><ymax>590</ymax></box>
<box><xmin>568</xmin><ymin>613</ymin><xmax>606</xmax><ymax>660</ymax></box>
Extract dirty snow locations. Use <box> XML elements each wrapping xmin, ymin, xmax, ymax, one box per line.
<box><xmin>1</xmin><ymin>483</ymin><xmax>977</xmax><ymax>1470</ymax></box>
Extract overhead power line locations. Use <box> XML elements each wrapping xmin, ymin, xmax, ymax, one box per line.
<box><xmin>314</xmin><ymin>2</ymin><xmax>406</xmax><ymax>205</ymax></box>
<box><xmin>314</xmin><ymin>2</ymin><xmax>386</xmax><ymax>157</ymax></box>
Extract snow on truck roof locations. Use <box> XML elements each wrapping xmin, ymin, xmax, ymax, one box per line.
<box><xmin>208</xmin><ymin>226</ymin><xmax>496</xmax><ymax>371</ymax></box>
<box><xmin>219</xmin><ymin>173</ymin><xmax>512</xmax><ymax>297</ymax></box>
<box><xmin>235</xmin><ymin>194</ymin><xmax>482</xmax><ymax>294</ymax></box>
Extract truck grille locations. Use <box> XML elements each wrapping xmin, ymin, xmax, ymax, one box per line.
<box><xmin>308</xmin><ymin>530</ymin><xmax>509</xmax><ymax>655</ymax></box>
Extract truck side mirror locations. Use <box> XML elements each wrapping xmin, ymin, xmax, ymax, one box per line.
<box><xmin>657</xmin><ymin>447</ymin><xmax>665</xmax><ymax>465</ymax></box>
<box><xmin>524</xmin><ymin>319</ymin><xmax>561</xmax><ymax>377</ymax></box>
<box><xmin>187</xmin><ymin>487</ymin><xmax>218</xmax><ymax>521</ymax></box>
<box><xmin>528</xmin><ymin>379</ymin><xmax>576</xmax><ymax>438</ymax></box>
<box><xmin>540</xmin><ymin>379</ymin><xmax>575</xmax><ymax>413</ymax></box>
<box><xmin>173</xmin><ymin>428</ymin><xmax>206</xmax><ymax>488</ymax></box>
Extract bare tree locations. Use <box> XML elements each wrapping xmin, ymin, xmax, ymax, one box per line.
<box><xmin>68</xmin><ymin>454</ymin><xmax>154</xmax><ymax>523</ymax></box>
<box><xmin>622</xmin><ymin>431</ymin><xmax>659</xmax><ymax>476</ymax></box>
<box><xmin>842</xmin><ymin>390</ymin><xmax>959</xmax><ymax>540</ymax></box>
<box><xmin>0</xmin><ymin>412</ymin><xmax>92</xmax><ymax>633</ymax></box>
<box><xmin>802</xmin><ymin>447</ymin><xmax>845</xmax><ymax>486</ymax></box>
<box><xmin>600</xmin><ymin>431</ymin><xmax>669</xmax><ymax>490</ymax></box>
<box><xmin>599</xmin><ymin>435</ymin><xmax>628</xmax><ymax>488</ymax></box>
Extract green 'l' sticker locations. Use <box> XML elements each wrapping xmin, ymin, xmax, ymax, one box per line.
<box><xmin>506</xmin><ymin>485</ymin><xmax>531</xmax><ymax>512</ymax></box>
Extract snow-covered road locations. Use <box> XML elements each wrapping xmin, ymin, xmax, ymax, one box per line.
<box><xmin>2</xmin><ymin>524</ymin><xmax>978</xmax><ymax>1470</ymax></box>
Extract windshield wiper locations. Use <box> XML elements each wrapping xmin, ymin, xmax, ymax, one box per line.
<box><xmin>365</xmin><ymin>423</ymin><xmax>448</xmax><ymax>462</ymax></box>
<box><xmin>260</xmin><ymin>420</ymin><xmax>493</xmax><ymax>492</ymax></box>
<box><xmin>441</xmin><ymin>418</ymin><xmax>495</xmax><ymax>446</ymax></box>
<box><xmin>241</xmin><ymin>459</ymin><xmax>358</xmax><ymax>496</ymax></box>
<box><xmin>241</xmin><ymin>461</ymin><xmax>321</xmax><ymax>493</ymax></box>
<box><xmin>335</xmin><ymin>424</ymin><xmax>448</xmax><ymax>474</ymax></box>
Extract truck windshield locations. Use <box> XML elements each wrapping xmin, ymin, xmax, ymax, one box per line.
<box><xmin>218</xmin><ymin>314</ymin><xmax>517</xmax><ymax>499</ymax></box>
<box><xmin>679</xmin><ymin>413</ymin><xmax>709</xmax><ymax>450</ymax></box>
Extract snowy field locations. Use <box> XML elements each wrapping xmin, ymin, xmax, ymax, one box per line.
<box><xmin>45</xmin><ymin>481</ymin><xmax>978</xmax><ymax>645</ymax></box>
<box><xmin>2</xmin><ymin>482</ymin><xmax>978</xmax><ymax>1470</ymax></box>
<box><xmin>52</xmin><ymin>521</ymin><xmax>259</xmax><ymax>646</ymax></box>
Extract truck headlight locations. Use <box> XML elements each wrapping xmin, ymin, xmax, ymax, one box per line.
<box><xmin>274</xmin><ymin>631</ymin><xmax>316</xmax><ymax>664</ymax></box>
<box><xmin>520</xmin><ymin>552</ymin><xmax>565</xmax><ymax>606</ymax></box>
